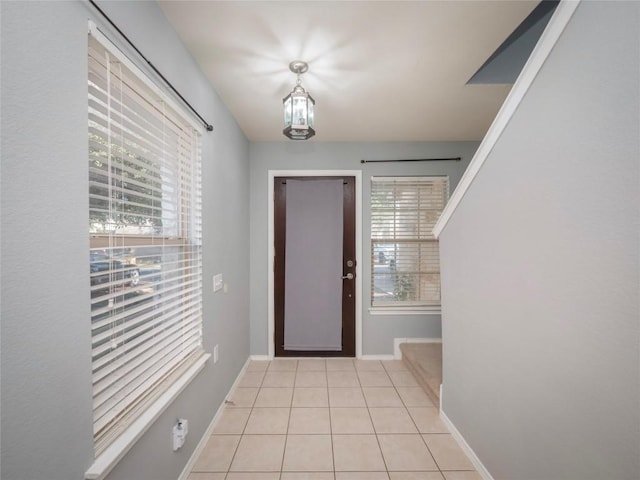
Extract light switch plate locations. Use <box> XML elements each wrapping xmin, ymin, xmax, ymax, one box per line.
<box><xmin>213</xmin><ymin>274</ymin><xmax>223</xmax><ymax>292</ymax></box>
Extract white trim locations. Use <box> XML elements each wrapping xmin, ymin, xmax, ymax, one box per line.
<box><xmin>372</xmin><ymin>175</ymin><xmax>449</xmax><ymax>183</ymax></box>
<box><xmin>369</xmin><ymin>308</ymin><xmax>441</xmax><ymax>316</ymax></box>
<box><xmin>250</xmin><ymin>354</ymin><xmax>271</xmax><ymax>361</ymax></box>
<box><xmin>440</xmin><ymin>409</ymin><xmax>496</xmax><ymax>480</ymax></box>
<box><xmin>267</xmin><ymin>170</ymin><xmax>363</xmax><ymax>359</ymax></box>
<box><xmin>87</xmin><ymin>21</ymin><xmax>204</xmax><ymax>135</ymax></box>
<box><xmin>360</xmin><ymin>354</ymin><xmax>396</xmax><ymax>361</ymax></box>
<box><xmin>85</xmin><ymin>354</ymin><xmax>210</xmax><ymax>480</ymax></box>
<box><xmin>432</xmin><ymin>0</ymin><xmax>581</xmax><ymax>239</ymax></box>
<box><xmin>177</xmin><ymin>357</ymin><xmax>252</xmax><ymax>480</ymax></box>
<box><xmin>393</xmin><ymin>337</ymin><xmax>442</xmax><ymax>359</ymax></box>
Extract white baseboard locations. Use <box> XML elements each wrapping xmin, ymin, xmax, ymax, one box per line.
<box><xmin>393</xmin><ymin>337</ymin><xmax>442</xmax><ymax>359</ymax></box>
<box><xmin>250</xmin><ymin>354</ymin><xmax>271</xmax><ymax>361</ymax></box>
<box><xmin>177</xmin><ymin>356</ymin><xmax>252</xmax><ymax>480</ymax></box>
<box><xmin>252</xmin><ymin>354</ymin><xmax>400</xmax><ymax>361</ymax></box>
<box><xmin>359</xmin><ymin>354</ymin><xmax>395</xmax><ymax>360</ymax></box>
<box><xmin>439</xmin><ymin>408</ymin><xmax>495</xmax><ymax>480</ymax></box>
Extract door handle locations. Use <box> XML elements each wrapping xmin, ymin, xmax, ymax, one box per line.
<box><xmin>341</xmin><ymin>273</ymin><xmax>354</xmax><ymax>280</ymax></box>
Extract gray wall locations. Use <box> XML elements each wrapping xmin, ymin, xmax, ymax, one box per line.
<box><xmin>1</xmin><ymin>2</ymin><xmax>250</xmax><ymax>480</ymax></box>
<box><xmin>249</xmin><ymin>141</ymin><xmax>478</xmax><ymax>356</ymax></box>
<box><xmin>438</xmin><ymin>2</ymin><xmax>639</xmax><ymax>479</ymax></box>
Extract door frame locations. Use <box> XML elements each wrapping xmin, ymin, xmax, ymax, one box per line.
<box><xmin>268</xmin><ymin>169</ymin><xmax>362</xmax><ymax>359</ymax></box>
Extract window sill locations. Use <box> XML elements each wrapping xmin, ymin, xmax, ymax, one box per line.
<box><xmin>369</xmin><ymin>307</ymin><xmax>442</xmax><ymax>316</ymax></box>
<box><xmin>85</xmin><ymin>353</ymin><xmax>210</xmax><ymax>480</ymax></box>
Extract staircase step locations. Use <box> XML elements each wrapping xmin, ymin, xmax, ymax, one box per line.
<box><xmin>400</xmin><ymin>342</ymin><xmax>442</xmax><ymax>406</ymax></box>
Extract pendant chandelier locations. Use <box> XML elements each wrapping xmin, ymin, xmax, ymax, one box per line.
<box><xmin>283</xmin><ymin>60</ymin><xmax>315</xmax><ymax>140</ymax></box>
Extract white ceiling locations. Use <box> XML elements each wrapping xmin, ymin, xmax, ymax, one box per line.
<box><xmin>159</xmin><ymin>1</ymin><xmax>538</xmax><ymax>142</ymax></box>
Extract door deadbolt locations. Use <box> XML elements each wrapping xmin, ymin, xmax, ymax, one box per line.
<box><xmin>346</xmin><ymin>260</ymin><xmax>354</xmax><ymax>268</ymax></box>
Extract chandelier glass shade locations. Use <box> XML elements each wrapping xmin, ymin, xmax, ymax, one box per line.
<box><xmin>283</xmin><ymin>61</ymin><xmax>315</xmax><ymax>140</ymax></box>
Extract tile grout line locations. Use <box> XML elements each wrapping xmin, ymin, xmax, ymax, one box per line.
<box><xmin>226</xmin><ymin>361</ymin><xmax>266</xmax><ymax>476</ymax></box>
<box><xmin>279</xmin><ymin>359</ymin><xmax>297</xmax><ymax>476</ymax></box>
<box><xmin>326</xmin><ymin>361</ymin><xmax>337</xmax><ymax>480</ymax></box>
<box><xmin>359</xmin><ymin>361</ymin><xmax>393</xmax><ymax>477</ymax></box>
<box><xmin>386</xmin><ymin>359</ymin><xmax>445</xmax><ymax>478</ymax></box>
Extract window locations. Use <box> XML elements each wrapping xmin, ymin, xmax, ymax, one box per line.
<box><xmin>370</xmin><ymin>177</ymin><xmax>449</xmax><ymax>310</ymax></box>
<box><xmin>88</xmin><ymin>29</ymin><xmax>203</xmax><ymax>454</ymax></box>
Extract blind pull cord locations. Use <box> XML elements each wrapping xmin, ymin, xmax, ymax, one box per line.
<box><xmin>88</xmin><ymin>0</ymin><xmax>214</xmax><ymax>132</ymax></box>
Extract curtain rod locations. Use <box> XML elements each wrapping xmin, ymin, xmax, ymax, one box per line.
<box><xmin>361</xmin><ymin>157</ymin><xmax>461</xmax><ymax>164</ymax></box>
<box><xmin>88</xmin><ymin>0</ymin><xmax>214</xmax><ymax>132</ymax></box>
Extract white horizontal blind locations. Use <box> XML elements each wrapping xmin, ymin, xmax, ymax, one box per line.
<box><xmin>371</xmin><ymin>177</ymin><xmax>449</xmax><ymax>308</ymax></box>
<box><xmin>88</xmin><ymin>31</ymin><xmax>203</xmax><ymax>454</ymax></box>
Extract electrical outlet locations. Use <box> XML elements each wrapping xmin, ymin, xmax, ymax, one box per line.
<box><xmin>172</xmin><ymin>418</ymin><xmax>188</xmax><ymax>451</ymax></box>
<box><xmin>213</xmin><ymin>344</ymin><xmax>219</xmax><ymax>364</ymax></box>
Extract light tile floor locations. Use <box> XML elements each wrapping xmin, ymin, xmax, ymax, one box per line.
<box><xmin>188</xmin><ymin>359</ymin><xmax>482</xmax><ymax>480</ymax></box>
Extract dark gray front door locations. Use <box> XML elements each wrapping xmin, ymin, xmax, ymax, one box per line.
<box><xmin>274</xmin><ymin>176</ymin><xmax>356</xmax><ymax>357</ymax></box>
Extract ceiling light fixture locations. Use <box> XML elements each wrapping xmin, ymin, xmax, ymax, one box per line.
<box><xmin>283</xmin><ymin>60</ymin><xmax>315</xmax><ymax>140</ymax></box>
